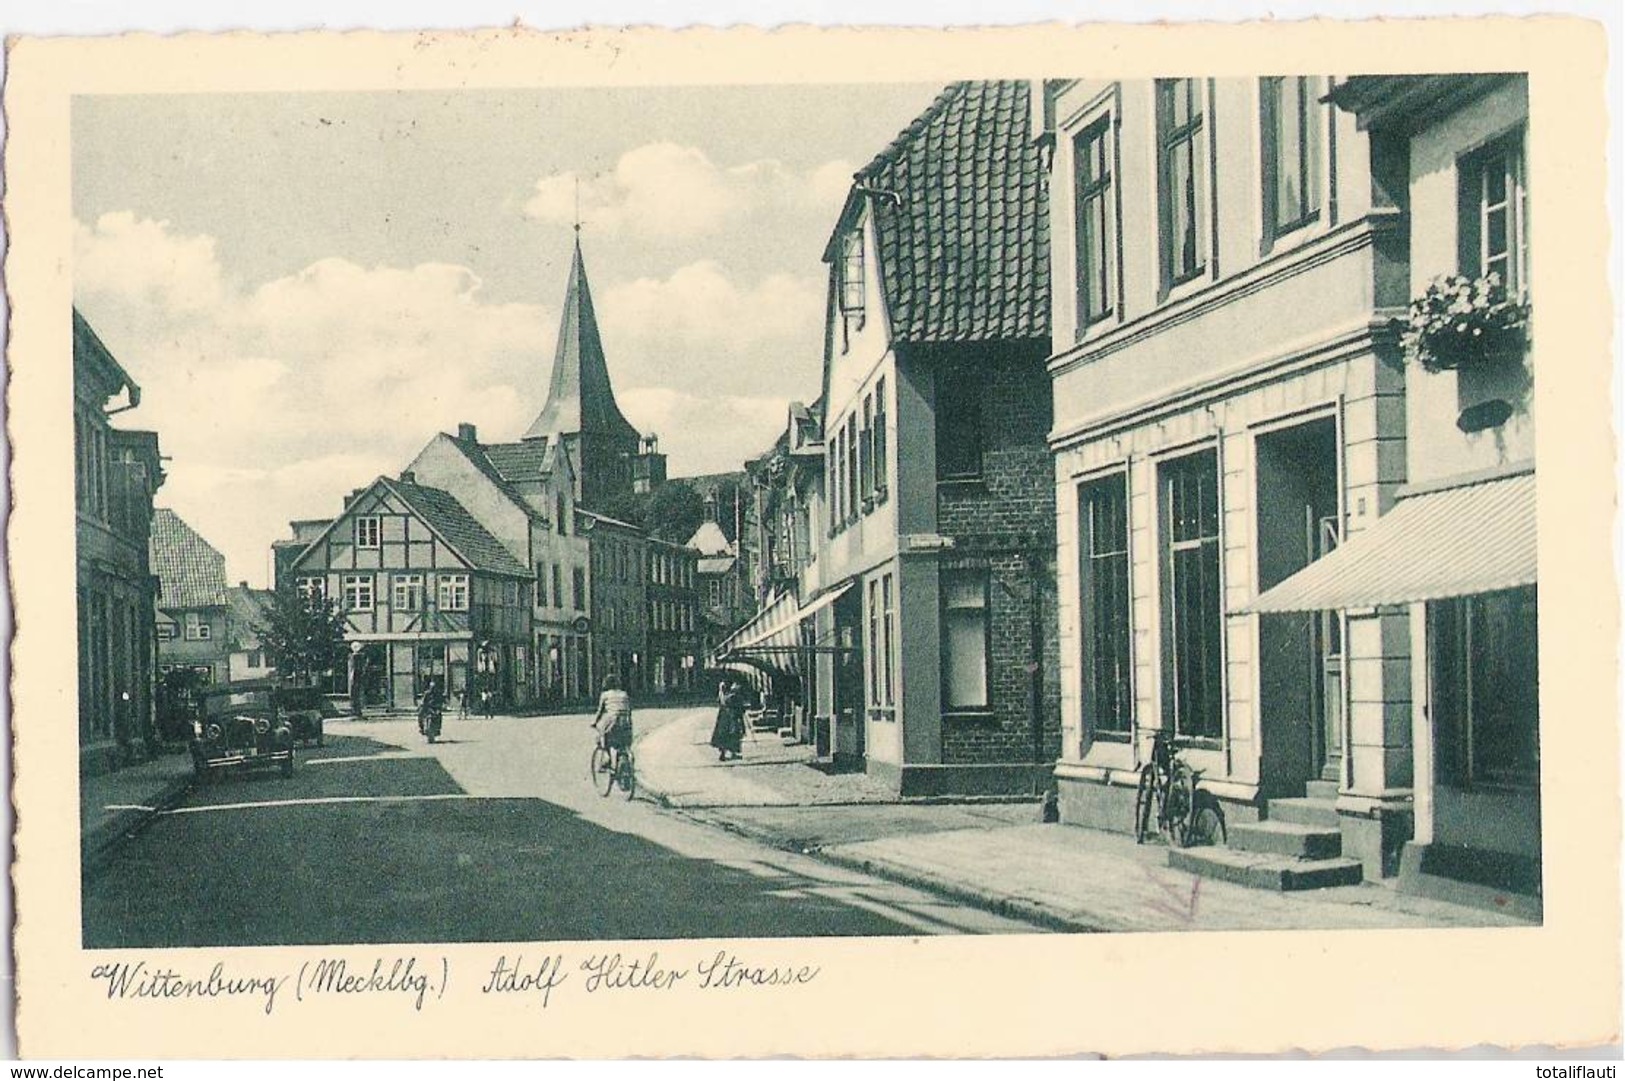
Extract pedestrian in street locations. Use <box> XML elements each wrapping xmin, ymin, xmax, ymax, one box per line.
<box><xmin>710</xmin><ymin>677</ymin><xmax>746</xmax><ymax>762</ymax></box>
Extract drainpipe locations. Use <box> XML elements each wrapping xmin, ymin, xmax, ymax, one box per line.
<box><xmin>1027</xmin><ymin>546</ymin><xmax>1048</xmax><ymax>803</ymax></box>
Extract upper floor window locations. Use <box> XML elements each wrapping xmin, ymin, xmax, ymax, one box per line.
<box><xmin>393</xmin><ymin>573</ymin><xmax>424</xmax><ymax>612</ymax></box>
<box><xmin>184</xmin><ymin>611</ymin><xmax>212</xmax><ymax>641</ymax></box>
<box><xmin>838</xmin><ymin>230</ymin><xmax>865</xmax><ymax>320</ymax></box>
<box><xmin>157</xmin><ymin>622</ymin><xmax>177</xmax><ymax>641</ymax></box>
<box><xmin>296</xmin><ymin>576</ymin><xmax>326</xmax><ymax>605</ymax></box>
<box><xmin>342</xmin><ymin>574</ymin><xmax>374</xmax><ymax>613</ymax></box>
<box><xmin>1156</xmin><ymin>78</ymin><xmax>1209</xmax><ymax>292</ymax></box>
<box><xmin>355</xmin><ymin>515</ymin><xmax>381</xmax><ymax>549</ymax></box>
<box><xmin>846</xmin><ymin>415</ymin><xmax>859</xmax><ymax>519</ymax></box>
<box><xmin>552</xmin><ymin>564</ymin><xmax>564</xmax><ymax>608</ymax></box>
<box><xmin>873</xmin><ymin>377</ymin><xmax>889</xmax><ymax>499</ymax></box>
<box><xmin>860</xmin><ymin>395</ymin><xmax>875</xmax><ymax>503</ymax></box>
<box><xmin>1459</xmin><ymin>128</ymin><xmax>1528</xmax><ymax>297</ymax></box>
<box><xmin>437</xmin><ymin>573</ymin><xmax>469</xmax><ymax>612</ymax></box>
<box><xmin>1073</xmin><ymin>115</ymin><xmax>1116</xmax><ymax>330</ymax></box>
<box><xmin>1261</xmin><ymin>76</ymin><xmax>1324</xmax><ymax>243</ymax></box>
<box><xmin>936</xmin><ymin>368</ymin><xmax>984</xmax><ymax>481</ymax></box>
<box><xmin>572</xmin><ymin>567</ymin><xmax>586</xmax><ymax>611</ymax></box>
<box><xmin>555</xmin><ymin>495</ymin><xmax>568</xmax><ymax>536</ymax></box>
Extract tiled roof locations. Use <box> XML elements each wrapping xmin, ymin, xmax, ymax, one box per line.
<box><xmin>849</xmin><ymin>80</ymin><xmax>1049</xmax><ymax>344</ymax></box>
<box><xmin>446</xmin><ymin>437</ymin><xmax>534</xmax><ymax>510</ymax></box>
<box><xmin>226</xmin><ymin>586</ymin><xmax>275</xmax><ymax>648</ymax></box>
<box><xmin>383</xmin><ymin>479</ymin><xmax>532</xmax><ymax>578</ymax></box>
<box><xmin>150</xmin><ymin>508</ymin><xmax>228</xmax><ymax>609</ymax></box>
<box><xmin>482</xmin><ymin>441</ymin><xmax>553</xmax><ymax>483</ymax></box>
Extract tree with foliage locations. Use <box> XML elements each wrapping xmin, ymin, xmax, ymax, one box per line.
<box><xmin>645</xmin><ymin>480</ymin><xmax>705</xmax><ymax>543</ymax></box>
<box><xmin>256</xmin><ymin>584</ymin><xmax>350</xmax><ymax>688</ymax></box>
<box><xmin>597</xmin><ymin>489</ymin><xmax>650</xmax><ymax>530</ymax></box>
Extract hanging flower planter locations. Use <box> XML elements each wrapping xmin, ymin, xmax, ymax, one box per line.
<box><xmin>1401</xmin><ymin>272</ymin><xmax>1529</xmax><ymax>373</ymax></box>
<box><xmin>1400</xmin><ymin>273</ymin><xmax>1530</xmax><ymax>432</ymax></box>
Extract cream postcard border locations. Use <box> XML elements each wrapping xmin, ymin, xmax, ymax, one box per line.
<box><xmin>7</xmin><ymin>19</ymin><xmax>1617</xmax><ymax>1059</ymax></box>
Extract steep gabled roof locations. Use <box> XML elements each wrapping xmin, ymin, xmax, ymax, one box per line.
<box><xmin>226</xmin><ymin>586</ymin><xmax>276</xmax><ymax>648</ymax></box>
<box><xmin>522</xmin><ymin>239</ymin><xmax>642</xmax><ymax>444</ymax></box>
<box><xmin>150</xmin><ymin>508</ymin><xmax>228</xmax><ymax>609</ymax></box>
<box><xmin>686</xmin><ymin>520</ymin><xmax>734</xmax><ymax>558</ymax></box>
<box><xmin>383</xmin><ymin>478</ymin><xmax>532</xmax><ymax>578</ymax></box>
<box><xmin>482</xmin><ymin>440</ymin><xmax>553</xmax><ymax>483</ymax></box>
<box><xmin>836</xmin><ymin>80</ymin><xmax>1050</xmax><ymax>345</ymax></box>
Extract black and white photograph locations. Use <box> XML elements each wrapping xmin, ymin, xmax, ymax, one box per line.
<box><xmin>9</xmin><ymin>16</ymin><xmax>1617</xmax><ymax>1062</ymax></box>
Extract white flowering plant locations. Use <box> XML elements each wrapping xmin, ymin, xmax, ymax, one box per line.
<box><xmin>1400</xmin><ymin>273</ymin><xmax>1529</xmax><ymax>374</ymax></box>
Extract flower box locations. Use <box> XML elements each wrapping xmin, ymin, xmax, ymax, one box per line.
<box><xmin>1401</xmin><ymin>273</ymin><xmax>1529</xmax><ymax>374</ymax></box>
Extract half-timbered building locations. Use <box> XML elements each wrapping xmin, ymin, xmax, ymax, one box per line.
<box><xmin>284</xmin><ymin>472</ymin><xmax>534</xmax><ymax>712</ymax></box>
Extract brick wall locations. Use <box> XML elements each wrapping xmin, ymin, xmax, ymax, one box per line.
<box><xmin>928</xmin><ymin>343</ymin><xmax>1063</xmax><ymax>767</ymax></box>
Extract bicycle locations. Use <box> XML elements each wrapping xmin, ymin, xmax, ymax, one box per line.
<box><xmin>1133</xmin><ymin>730</ymin><xmax>1225</xmax><ymax>847</ymax></box>
<box><xmin>589</xmin><ymin>739</ymin><xmax>636</xmax><ymax>800</ymax></box>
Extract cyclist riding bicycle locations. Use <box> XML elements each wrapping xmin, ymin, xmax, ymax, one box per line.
<box><xmin>591</xmin><ymin>673</ymin><xmax>634</xmax><ymax>765</ymax></box>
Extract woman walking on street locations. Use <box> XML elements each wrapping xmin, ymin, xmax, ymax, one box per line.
<box><xmin>710</xmin><ymin>678</ymin><xmax>746</xmax><ymax>761</ymax></box>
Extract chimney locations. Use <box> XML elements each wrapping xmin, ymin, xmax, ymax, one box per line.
<box><xmin>399</xmin><ymin>470</ymin><xmax>416</xmax><ymax>485</ymax></box>
<box><xmin>458</xmin><ymin>422</ymin><xmax>478</xmax><ymax>443</ymax></box>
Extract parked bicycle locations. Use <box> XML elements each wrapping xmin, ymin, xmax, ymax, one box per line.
<box><xmin>589</xmin><ymin>741</ymin><xmax>636</xmax><ymax>800</ymax></box>
<box><xmin>1134</xmin><ymin>730</ymin><xmax>1225</xmax><ymax>847</ymax></box>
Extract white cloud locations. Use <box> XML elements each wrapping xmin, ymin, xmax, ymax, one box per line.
<box><xmin>75</xmin><ymin>211</ymin><xmax>227</xmax><ymax>314</ymax></box>
<box><xmin>525</xmin><ymin>142</ymin><xmax>856</xmax><ymax>240</ymax></box>
<box><xmin>600</xmin><ymin>261</ymin><xmax>825</xmax><ymax>354</ymax></box>
<box><xmin>618</xmin><ymin>387</ymin><xmax>788</xmax><ymax>476</ymax></box>
<box><xmin>75</xmin><ymin>214</ymin><xmax>556</xmax><ymax>584</ymax></box>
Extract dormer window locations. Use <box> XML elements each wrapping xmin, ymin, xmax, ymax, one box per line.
<box><xmin>839</xmin><ymin>229</ymin><xmax>865</xmax><ymax>331</ymax></box>
<box><xmin>355</xmin><ymin>515</ymin><xmax>381</xmax><ymax>549</ymax></box>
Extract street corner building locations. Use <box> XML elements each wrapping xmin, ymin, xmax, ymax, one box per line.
<box><xmin>279</xmin><ymin>473</ymin><xmax>538</xmax><ymax>714</ymax></box>
<box><xmin>1043</xmin><ymin>73</ymin><xmax>1538</xmax><ymax>912</ymax></box>
<box><xmin>719</xmin><ymin>80</ymin><xmax>1062</xmax><ymax>797</ymax></box>
<box><xmin>74</xmin><ymin>308</ymin><xmax>165</xmax><ymax>775</ymax></box>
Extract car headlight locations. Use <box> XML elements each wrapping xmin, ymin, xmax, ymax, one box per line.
<box><xmin>255</xmin><ymin>718</ymin><xmax>270</xmax><ymax>735</ymax></box>
<box><xmin>206</xmin><ymin>723</ymin><xmax>222</xmax><ymax>740</ymax></box>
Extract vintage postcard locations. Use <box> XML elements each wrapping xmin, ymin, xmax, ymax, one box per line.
<box><xmin>7</xmin><ymin>18</ymin><xmax>1617</xmax><ymax>1059</ymax></box>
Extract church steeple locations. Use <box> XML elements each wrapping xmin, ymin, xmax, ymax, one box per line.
<box><xmin>523</xmin><ymin>238</ymin><xmax>641</xmax><ymax>446</ymax></box>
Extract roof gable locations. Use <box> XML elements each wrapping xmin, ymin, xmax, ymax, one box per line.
<box><xmin>836</xmin><ymin>80</ymin><xmax>1050</xmax><ymax>345</ymax></box>
<box><xmin>291</xmin><ymin>478</ymin><xmax>531</xmax><ymax>579</ymax></box>
<box><xmin>150</xmin><ymin>508</ymin><xmax>228</xmax><ymax>609</ymax></box>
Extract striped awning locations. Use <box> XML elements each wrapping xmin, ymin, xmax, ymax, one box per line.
<box><xmin>1247</xmin><ymin>468</ymin><xmax>1536</xmax><ymax>614</ymax></box>
<box><xmin>711</xmin><ymin>580</ymin><xmax>855</xmax><ymax>677</ymax></box>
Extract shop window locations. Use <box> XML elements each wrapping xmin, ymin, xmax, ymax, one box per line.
<box><xmin>936</xmin><ymin>368</ymin><xmax>984</xmax><ymax>481</ymax></box>
<box><xmin>941</xmin><ymin>569</ymin><xmax>990</xmax><ymax>710</ymax></box>
<box><xmin>1159</xmin><ymin>450</ymin><xmax>1223</xmax><ymax>740</ymax></box>
<box><xmin>868</xmin><ymin>578</ymin><xmax>881</xmax><ymax>705</ymax></box>
<box><xmin>1459</xmin><ymin>128</ymin><xmax>1528</xmax><ymax>296</ymax></box>
<box><xmin>1430</xmin><ymin>586</ymin><xmax>1540</xmax><ymax>788</ymax></box>
<box><xmin>882</xmin><ymin>572</ymin><xmax>896</xmax><ymax>706</ymax></box>
<box><xmin>1073</xmin><ymin>114</ymin><xmax>1116</xmax><ymax>329</ymax></box>
<box><xmin>1079</xmin><ymin>473</ymin><xmax>1133</xmax><ymax>738</ymax></box>
<box><xmin>1260</xmin><ymin>76</ymin><xmax>1324</xmax><ymax>243</ymax></box>
<box><xmin>1156</xmin><ymin>78</ymin><xmax>1209</xmax><ymax>292</ymax></box>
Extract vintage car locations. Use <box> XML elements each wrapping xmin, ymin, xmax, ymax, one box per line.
<box><xmin>274</xmin><ymin>685</ymin><xmax>328</xmax><ymax>748</ymax></box>
<box><xmin>191</xmin><ymin>680</ymin><xmax>296</xmax><ymax>779</ymax></box>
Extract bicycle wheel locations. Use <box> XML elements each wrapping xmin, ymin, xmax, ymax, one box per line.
<box><xmin>1185</xmin><ymin>791</ymin><xmax>1226</xmax><ymax>848</ymax></box>
<box><xmin>589</xmin><ymin>745</ymin><xmax>611</xmax><ymax>791</ymax></box>
<box><xmin>1165</xmin><ymin>764</ymin><xmax>1194</xmax><ymax>846</ymax></box>
<box><xmin>1133</xmin><ymin>765</ymin><xmax>1157</xmax><ymax>844</ymax></box>
<box><xmin>616</xmin><ymin>752</ymin><xmax>636</xmax><ymax>800</ymax></box>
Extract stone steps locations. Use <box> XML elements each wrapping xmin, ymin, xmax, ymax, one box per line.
<box><xmin>1168</xmin><ymin>846</ymin><xmax>1365</xmax><ymax>891</ymax></box>
<box><xmin>1228</xmin><ymin>819</ymin><xmax>1345</xmax><ymax>860</ymax></box>
<box><xmin>1168</xmin><ymin>789</ymin><xmax>1365</xmax><ymax>893</ymax></box>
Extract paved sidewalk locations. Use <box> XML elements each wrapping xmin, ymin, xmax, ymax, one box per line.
<box><xmin>80</xmin><ymin>748</ymin><xmax>196</xmax><ymax>873</ymax></box>
<box><xmin>635</xmin><ymin>710</ymin><xmax>1533</xmax><ymax>934</ymax></box>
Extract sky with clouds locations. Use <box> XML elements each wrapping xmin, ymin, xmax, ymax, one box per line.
<box><xmin>72</xmin><ymin>84</ymin><xmax>943</xmax><ymax>586</ymax></box>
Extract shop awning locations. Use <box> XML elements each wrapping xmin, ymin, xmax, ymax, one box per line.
<box><xmin>1247</xmin><ymin>467</ymin><xmax>1536</xmax><ymax>614</ymax></box>
<box><xmin>711</xmin><ymin>580</ymin><xmax>857</xmax><ymax>677</ymax></box>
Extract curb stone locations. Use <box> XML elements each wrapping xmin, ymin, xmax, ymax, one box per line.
<box><xmin>81</xmin><ymin>769</ymin><xmax>196</xmax><ymax>878</ymax></box>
